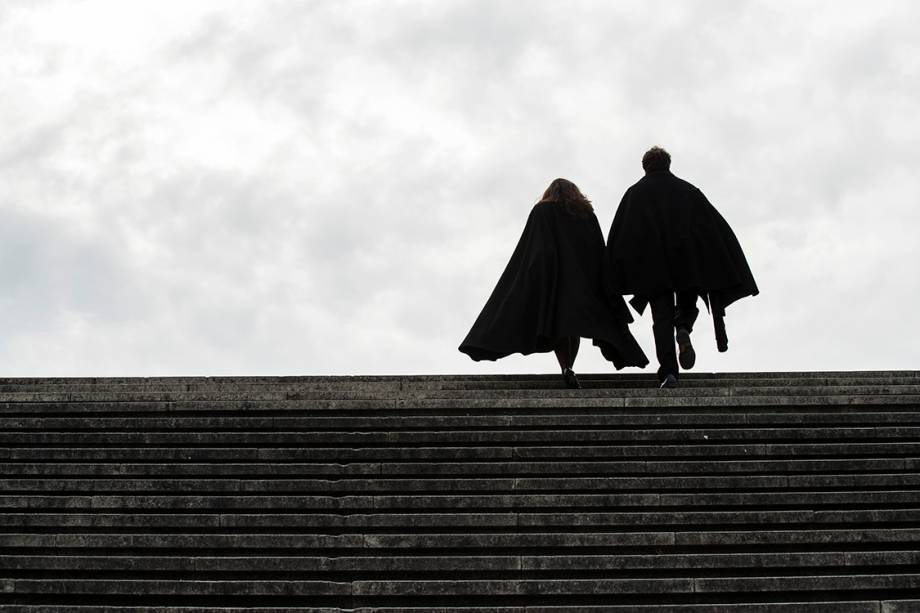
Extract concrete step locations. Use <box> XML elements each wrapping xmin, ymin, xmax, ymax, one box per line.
<box><xmin>0</xmin><ymin>372</ymin><xmax>918</xmax><ymax>609</ymax></box>
<box><xmin>394</xmin><ymin>395</ymin><xmax>920</xmax><ymax>409</ymax></box>
<box><xmin>5</xmin><ymin>490</ymin><xmax>920</xmax><ymax>510</ymax></box>
<box><xmin>6</xmin><ymin>442</ymin><xmax>920</xmax><ymax>463</ymax></box>
<box><xmin>2</xmin><ymin>428</ymin><xmax>919</xmax><ymax>449</ymax></box>
<box><xmin>7</xmin><ymin>443</ymin><xmax>920</xmax><ymax>465</ymax></box>
<box><xmin>405</xmin><ymin>375</ymin><xmax>920</xmax><ymax>390</ymax></box>
<box><xmin>4</xmin><ymin>528</ymin><xmax>920</xmax><ymax>549</ymax></box>
<box><xmin>2</xmin><ymin>388</ymin><xmax>920</xmax><ymax>405</ymax></box>
<box><xmin>6</xmin><ymin>410</ymin><xmax>920</xmax><ymax>431</ymax></box>
<box><xmin>410</xmin><ymin>385</ymin><xmax>920</xmax><ymax>399</ymax></box>
<box><xmin>1</xmin><ymin>603</ymin><xmax>919</xmax><ymax>613</ymax></box>
<box><xmin>4</xmin><ymin>457</ymin><xmax>917</xmax><ymax>476</ymax></box>
<box><xmin>2</xmin><ymin>604</ymin><xmax>919</xmax><ymax>613</ymax></box>
<box><xmin>0</xmin><ymin>369</ymin><xmax>916</xmax><ymax>386</ymax></box>
<box><xmin>3</xmin><ymin>574</ymin><xmax>920</xmax><ymax>597</ymax></box>
<box><xmin>3</xmin><ymin>380</ymin><xmax>920</xmax><ymax>397</ymax></box>
<box><xmin>2</xmin><ymin>473</ymin><xmax>920</xmax><ymax>494</ymax></box>
<box><xmin>6</xmin><ymin>402</ymin><xmax>920</xmax><ymax>418</ymax></box>
<box><xmin>0</xmin><ymin>508</ymin><xmax>917</xmax><ymax>529</ymax></box>
<box><xmin>3</xmin><ymin>550</ymin><xmax>920</xmax><ymax>571</ymax></box>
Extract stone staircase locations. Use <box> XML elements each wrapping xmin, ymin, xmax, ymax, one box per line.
<box><xmin>0</xmin><ymin>371</ymin><xmax>919</xmax><ymax>612</ymax></box>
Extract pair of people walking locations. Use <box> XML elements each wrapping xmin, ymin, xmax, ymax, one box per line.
<box><xmin>459</xmin><ymin>147</ymin><xmax>758</xmax><ymax>388</ymax></box>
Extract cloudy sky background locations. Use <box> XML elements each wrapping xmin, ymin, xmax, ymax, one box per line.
<box><xmin>1</xmin><ymin>0</ymin><xmax>918</xmax><ymax>376</ymax></box>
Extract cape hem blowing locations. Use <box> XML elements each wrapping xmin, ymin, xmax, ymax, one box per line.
<box><xmin>459</xmin><ymin>202</ymin><xmax>648</xmax><ymax>370</ymax></box>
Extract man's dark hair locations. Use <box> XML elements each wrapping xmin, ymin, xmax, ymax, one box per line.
<box><xmin>642</xmin><ymin>146</ymin><xmax>671</xmax><ymax>172</ymax></box>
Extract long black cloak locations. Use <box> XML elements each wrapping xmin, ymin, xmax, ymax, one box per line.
<box><xmin>460</xmin><ymin>202</ymin><xmax>649</xmax><ymax>369</ymax></box>
<box><xmin>604</xmin><ymin>170</ymin><xmax>758</xmax><ymax>351</ymax></box>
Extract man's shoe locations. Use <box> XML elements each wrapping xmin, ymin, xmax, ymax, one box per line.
<box><xmin>676</xmin><ymin>328</ymin><xmax>696</xmax><ymax>370</ymax></box>
<box><xmin>562</xmin><ymin>368</ymin><xmax>581</xmax><ymax>389</ymax></box>
<box><xmin>659</xmin><ymin>374</ymin><xmax>678</xmax><ymax>389</ymax></box>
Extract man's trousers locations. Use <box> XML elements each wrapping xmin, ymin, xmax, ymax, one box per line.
<box><xmin>649</xmin><ymin>290</ymin><xmax>699</xmax><ymax>382</ymax></box>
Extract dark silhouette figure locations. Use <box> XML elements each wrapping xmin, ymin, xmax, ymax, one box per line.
<box><xmin>460</xmin><ymin>178</ymin><xmax>648</xmax><ymax>387</ymax></box>
<box><xmin>604</xmin><ymin>148</ymin><xmax>758</xmax><ymax>387</ymax></box>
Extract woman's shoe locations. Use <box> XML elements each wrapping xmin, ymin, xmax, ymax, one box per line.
<box><xmin>562</xmin><ymin>368</ymin><xmax>581</xmax><ymax>389</ymax></box>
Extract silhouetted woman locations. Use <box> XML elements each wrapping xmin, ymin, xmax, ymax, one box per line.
<box><xmin>459</xmin><ymin>178</ymin><xmax>648</xmax><ymax>387</ymax></box>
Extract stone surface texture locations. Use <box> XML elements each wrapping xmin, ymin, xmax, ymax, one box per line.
<box><xmin>0</xmin><ymin>371</ymin><xmax>919</xmax><ymax>610</ymax></box>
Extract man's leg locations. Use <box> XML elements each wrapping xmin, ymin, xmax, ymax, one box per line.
<box><xmin>675</xmin><ymin>291</ymin><xmax>699</xmax><ymax>370</ymax></box>
<box><xmin>649</xmin><ymin>293</ymin><xmax>678</xmax><ymax>383</ymax></box>
<box><xmin>675</xmin><ymin>291</ymin><xmax>700</xmax><ymax>333</ymax></box>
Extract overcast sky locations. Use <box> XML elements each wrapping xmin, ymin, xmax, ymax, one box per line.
<box><xmin>1</xmin><ymin>0</ymin><xmax>918</xmax><ymax>377</ymax></box>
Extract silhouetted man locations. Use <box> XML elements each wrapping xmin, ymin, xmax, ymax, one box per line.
<box><xmin>604</xmin><ymin>147</ymin><xmax>758</xmax><ymax>387</ymax></box>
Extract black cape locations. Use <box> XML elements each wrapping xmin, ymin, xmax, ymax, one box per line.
<box><xmin>460</xmin><ymin>202</ymin><xmax>649</xmax><ymax>369</ymax></box>
<box><xmin>604</xmin><ymin>170</ymin><xmax>758</xmax><ymax>351</ymax></box>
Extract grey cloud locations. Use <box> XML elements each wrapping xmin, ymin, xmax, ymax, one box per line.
<box><xmin>0</xmin><ymin>208</ymin><xmax>153</xmax><ymax>338</ymax></box>
<box><xmin>1</xmin><ymin>1</ymin><xmax>918</xmax><ymax>375</ymax></box>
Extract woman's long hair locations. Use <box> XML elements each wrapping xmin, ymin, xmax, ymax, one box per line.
<box><xmin>538</xmin><ymin>178</ymin><xmax>594</xmax><ymax>218</ymax></box>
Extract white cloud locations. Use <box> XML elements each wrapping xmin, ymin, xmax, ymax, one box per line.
<box><xmin>1</xmin><ymin>0</ymin><xmax>918</xmax><ymax>375</ymax></box>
